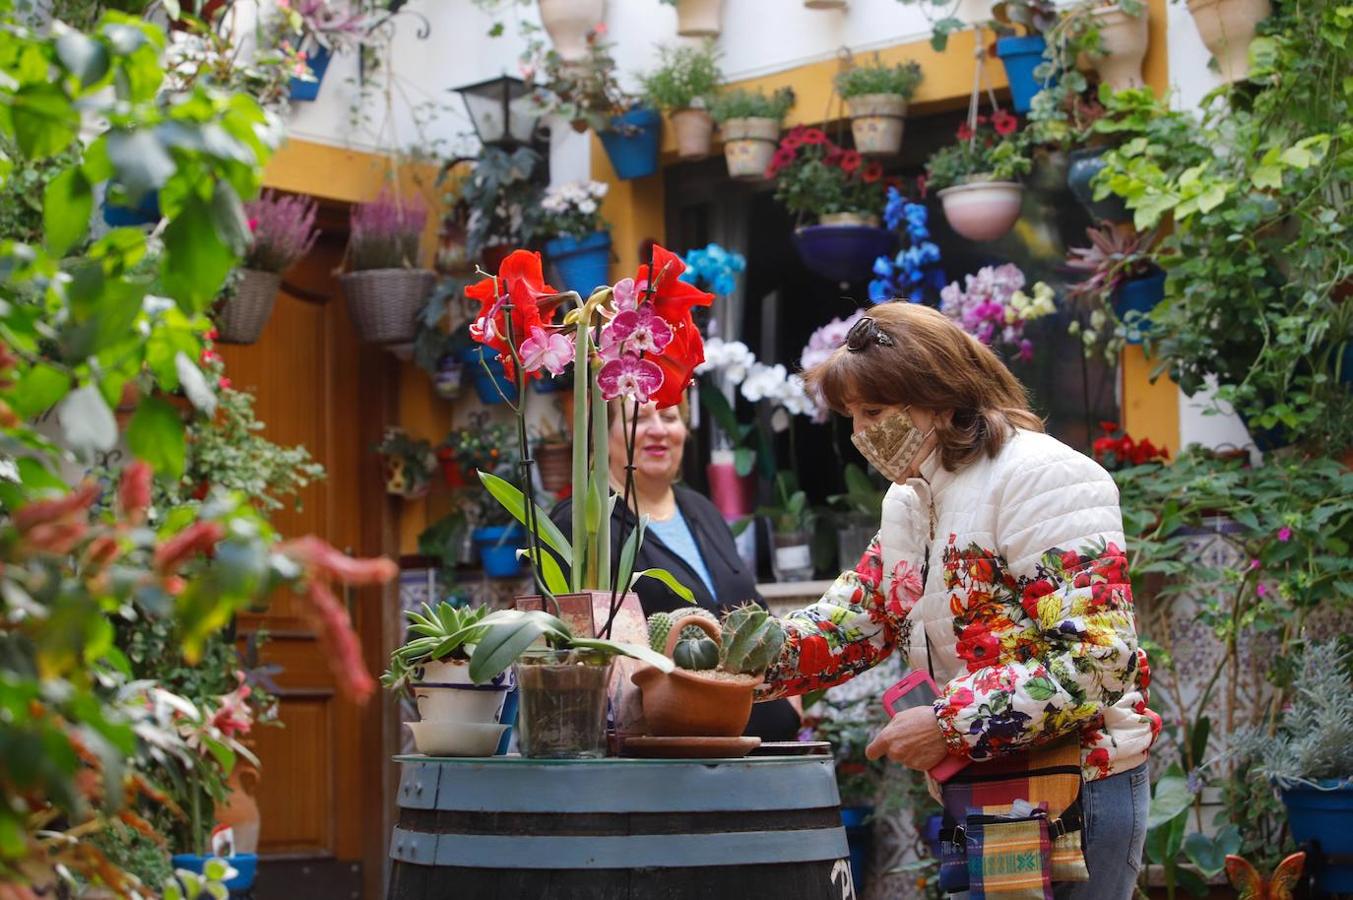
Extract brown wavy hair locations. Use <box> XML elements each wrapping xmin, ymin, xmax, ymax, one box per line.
<box><xmin>804</xmin><ymin>301</ymin><xmax>1044</xmax><ymax>471</ymax></box>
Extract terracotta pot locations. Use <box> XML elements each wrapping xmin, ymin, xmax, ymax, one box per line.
<box><xmin>676</xmin><ymin>0</ymin><xmax>723</xmax><ymax>36</ymax></box>
<box><xmin>535</xmin><ymin>441</ymin><xmax>572</xmax><ymax>493</ymax></box>
<box><xmin>215</xmin><ymin>764</ymin><xmax>261</xmax><ymax>855</ymax></box>
<box><xmin>846</xmin><ymin>93</ymin><xmax>908</xmax><ymax>156</ymax></box>
<box><xmin>538</xmin><ymin>0</ymin><xmax>606</xmax><ymax>62</ymax></box>
<box><xmin>1186</xmin><ymin>0</ymin><xmax>1271</xmax><ymax>83</ymax></box>
<box><xmin>1088</xmin><ymin>5</ymin><xmax>1150</xmax><ymax>90</ymax></box>
<box><xmin>671</xmin><ymin>108</ymin><xmax>714</xmax><ymax>160</ymax></box>
<box><xmin>720</xmin><ymin>117</ymin><xmax>780</xmax><ymax>180</ymax></box>
<box><xmin>937</xmin><ymin>181</ymin><xmax>1024</xmax><ymax>242</ymax></box>
<box><xmin>630</xmin><ymin>616</ymin><xmax>759</xmax><ymax>737</ymax></box>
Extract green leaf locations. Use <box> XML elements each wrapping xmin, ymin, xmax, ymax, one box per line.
<box><xmin>163</xmin><ymin>194</ymin><xmax>234</xmax><ymax>312</ymax></box>
<box><xmin>1147</xmin><ymin>768</ymin><xmax>1194</xmax><ymax>830</ymax></box>
<box><xmin>519</xmin><ymin>548</ymin><xmax>570</xmax><ymax>595</ymax></box>
<box><xmin>1251</xmin><ymin>165</ymin><xmax>1283</xmax><ymax>190</ymax></box>
<box><xmin>59</xmin><ymin>385</ymin><xmax>116</xmax><ymax>454</ymax></box>
<box><xmin>469</xmin><ymin>611</ymin><xmax>567</xmax><ymax>684</ymax></box>
<box><xmin>615</xmin><ymin>515</ymin><xmax>645</xmax><ymax>594</ymax></box>
<box><xmin>1024</xmin><ymin>676</ymin><xmax>1058</xmax><ymax>701</ymax></box>
<box><xmin>568</xmin><ymin>638</ymin><xmax>675</xmax><ymax>673</ymax></box>
<box><xmin>9</xmin><ymin>84</ymin><xmax>79</xmax><ymax>158</ymax></box>
<box><xmin>210</xmin><ymin>180</ymin><xmax>251</xmax><ymax>256</ymax></box>
<box><xmin>1182</xmin><ymin>831</ymin><xmax>1226</xmax><ymax>878</ymax></box>
<box><xmin>126</xmin><ymin>396</ymin><xmax>186</xmax><ymax>477</ymax></box>
<box><xmin>55</xmin><ymin>30</ymin><xmax>111</xmax><ymax>88</ymax></box>
<box><xmin>477</xmin><ymin>471</ymin><xmax>573</xmax><ymax>566</ymax></box>
<box><xmin>733</xmin><ymin>446</ymin><xmax>756</xmax><ymax>477</ymax></box>
<box><xmin>105</xmin><ymin>129</ymin><xmax>176</xmax><ymax>200</ymax></box>
<box><xmin>10</xmin><ymin>363</ymin><xmax>70</xmax><ymax>417</ymax></box>
<box><xmin>1280</xmin><ymin>145</ymin><xmax>1314</xmax><ymax>169</ymax></box>
<box><xmin>631</xmin><ymin>568</ymin><xmax>696</xmax><ymax>603</ymax></box>
<box><xmin>43</xmin><ymin>166</ymin><xmax>92</xmax><ymax>257</ymax></box>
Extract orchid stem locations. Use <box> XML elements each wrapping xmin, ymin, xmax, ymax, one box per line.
<box><xmin>500</xmin><ymin>287</ymin><xmax>551</xmax><ymax>607</ymax></box>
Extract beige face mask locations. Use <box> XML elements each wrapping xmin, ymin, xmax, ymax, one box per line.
<box><xmin>851</xmin><ymin>407</ymin><xmax>934</xmax><ymax>483</ymax></box>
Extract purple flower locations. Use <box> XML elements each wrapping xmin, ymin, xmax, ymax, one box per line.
<box><xmin>1257</xmin><ymin>583</ymin><xmax>1269</xmax><ymax>597</ymax></box>
<box><xmin>518</xmin><ymin>326</ymin><xmax>574</xmax><ymax>376</ymax></box>
<box><xmin>1277</xmin><ymin>526</ymin><xmax>1293</xmax><ymax>542</ymax></box>
<box><xmin>597</xmin><ymin>354</ymin><xmax>664</xmax><ymax>403</ymax></box>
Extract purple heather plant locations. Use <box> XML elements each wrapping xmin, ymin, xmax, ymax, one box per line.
<box><xmin>244</xmin><ymin>190</ymin><xmax>320</xmax><ymax>273</ymax></box>
<box><xmin>347</xmin><ymin>191</ymin><xmax>427</xmax><ymax>271</ymax></box>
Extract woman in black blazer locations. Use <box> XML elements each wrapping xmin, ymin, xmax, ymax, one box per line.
<box><xmin>549</xmin><ymin>400</ymin><xmax>801</xmax><ymax>742</ymax></box>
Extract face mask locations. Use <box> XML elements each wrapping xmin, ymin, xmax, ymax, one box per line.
<box><xmin>851</xmin><ymin>408</ymin><xmax>934</xmax><ymax>484</ymax></box>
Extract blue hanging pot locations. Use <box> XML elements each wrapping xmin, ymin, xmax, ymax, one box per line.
<box><xmin>995</xmin><ymin>35</ymin><xmax>1054</xmax><ymax>114</ymax></box>
<box><xmin>792</xmin><ymin>220</ymin><xmax>897</xmax><ymax>285</ymax></box>
<box><xmin>1067</xmin><ymin>147</ymin><xmax>1130</xmax><ymax>223</ymax></box>
<box><xmin>1113</xmin><ymin>271</ymin><xmax>1165</xmax><ymax>344</ymax></box>
<box><xmin>598</xmin><ymin>107</ymin><xmax>662</xmax><ymax>180</ymax></box>
<box><xmin>289</xmin><ymin>45</ymin><xmax>332</xmax><ymax>101</ymax></box>
<box><xmin>1282</xmin><ymin>781</ymin><xmax>1353</xmax><ymax>893</ymax></box>
<box><xmin>473</xmin><ymin>523</ymin><xmax>527</xmax><ymax>578</ymax></box>
<box><xmin>102</xmin><ymin>189</ymin><xmax>161</xmax><ymax>227</ymax></box>
<box><xmin>170</xmin><ymin>854</ymin><xmax>258</xmax><ymax>892</ymax></box>
<box><xmin>461</xmin><ymin>345</ymin><xmax>518</xmax><ymax>406</ymax></box>
<box><xmin>545</xmin><ymin>231</ymin><xmax>612</xmax><ymax>297</ymax></box>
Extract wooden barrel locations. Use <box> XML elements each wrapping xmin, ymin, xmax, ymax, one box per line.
<box><xmin>387</xmin><ymin>755</ymin><xmax>855</xmax><ymax>899</ymax></box>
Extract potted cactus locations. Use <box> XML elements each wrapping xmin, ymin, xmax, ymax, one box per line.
<box><xmin>215</xmin><ymin>191</ymin><xmax>318</xmax><ymax>344</ymax></box>
<box><xmin>630</xmin><ymin>604</ymin><xmax>786</xmax><ymax>737</ymax></box>
<box><xmin>711</xmin><ymin>87</ymin><xmax>795</xmax><ymax>179</ymax></box>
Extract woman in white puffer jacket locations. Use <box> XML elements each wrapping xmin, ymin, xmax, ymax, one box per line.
<box><xmin>760</xmin><ymin>302</ymin><xmax>1160</xmax><ymax>899</ymax></box>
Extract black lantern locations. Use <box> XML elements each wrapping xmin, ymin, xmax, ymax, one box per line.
<box><xmin>452</xmin><ymin>75</ymin><xmax>542</xmax><ymax>150</ymax></box>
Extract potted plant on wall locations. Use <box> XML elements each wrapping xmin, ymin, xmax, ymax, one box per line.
<box><xmin>215</xmin><ymin>191</ymin><xmax>319</xmax><ymax>345</ymax></box>
<box><xmin>925</xmin><ymin>110</ymin><xmax>1032</xmax><ymax>242</ymax></box>
<box><xmin>444</xmin><ymin>420</ymin><xmax>528</xmax><ymax>577</ymax></box>
<box><xmin>1074</xmin><ymin>0</ymin><xmax>1150</xmax><ymax>91</ymax></box>
<box><xmin>659</xmin><ymin>0</ymin><xmax>725</xmax><ymax>37</ymax></box>
<box><xmin>340</xmin><ymin>191</ymin><xmax>434</xmax><ymax>345</ymax></box>
<box><xmin>835</xmin><ymin>58</ymin><xmax>924</xmax><ymax>156</ymax></box>
<box><xmin>1184</xmin><ymin>0</ymin><xmax>1271</xmax><ymax>82</ymax></box>
<box><xmin>639</xmin><ymin>41</ymin><xmax>723</xmax><ymax>160</ymax></box>
<box><xmin>710</xmin><ymin>87</ymin><xmax>796</xmax><ymax>179</ymax></box>
<box><xmin>1064</xmin><ymin>223</ymin><xmax>1163</xmax><ymax>345</ymax></box>
<box><xmin>376</xmin><ymin>427</ymin><xmax>438</xmax><ymax>500</ymax></box>
<box><xmin>537</xmin><ymin>0</ymin><xmax>607</xmax><ymax>62</ymax></box>
<box><xmin>755</xmin><ymin>471</ymin><xmax>816</xmax><ymax>582</ymax></box>
<box><xmin>990</xmin><ymin>0</ymin><xmax>1060</xmax><ymax>113</ymax></box>
<box><xmin>541</xmin><ymin>180</ymin><xmax>612</xmax><ymax>296</ymax></box>
<box><xmin>460</xmin><ymin>146</ymin><xmax>547</xmax><ymax>272</ymax></box>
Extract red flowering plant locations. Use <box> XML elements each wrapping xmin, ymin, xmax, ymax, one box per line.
<box><xmin>768</xmin><ymin>125</ymin><xmax>887</xmax><ymax>224</ymax></box>
<box><xmin>462</xmin><ymin>246</ymin><xmax>709</xmax><ymax>646</ymax></box>
<box><xmin>923</xmin><ymin>109</ymin><xmax>1032</xmax><ymax>191</ymax></box>
<box><xmin>1091</xmin><ymin>421</ymin><xmax>1171</xmax><ymax>471</ymax></box>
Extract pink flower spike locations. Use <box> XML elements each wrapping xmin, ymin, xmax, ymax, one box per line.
<box><xmin>597</xmin><ymin>355</ymin><xmax>663</xmax><ymax>403</ymax></box>
<box><xmin>518</xmin><ymin>326</ymin><xmax>575</xmax><ymax>376</ymax></box>
<box><xmin>1277</xmin><ymin>526</ymin><xmax>1293</xmax><ymax>542</ymax></box>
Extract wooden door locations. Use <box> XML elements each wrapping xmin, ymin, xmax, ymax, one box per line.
<box><xmin>220</xmin><ymin>221</ymin><xmax>398</xmax><ymax>900</ymax></box>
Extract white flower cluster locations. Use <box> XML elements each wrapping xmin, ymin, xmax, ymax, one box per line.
<box><xmin>541</xmin><ymin>180</ymin><xmax>609</xmax><ymax>217</ymax></box>
<box><xmin>741</xmin><ymin>363</ymin><xmax>817</xmax><ymax>419</ymax></box>
<box><xmin>696</xmin><ymin>338</ymin><xmax>756</xmax><ymax>383</ymax></box>
<box><xmin>1009</xmin><ymin>281</ymin><xmax>1057</xmax><ymax>322</ymax></box>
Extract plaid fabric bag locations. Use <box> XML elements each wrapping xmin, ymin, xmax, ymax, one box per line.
<box><xmin>965</xmin><ymin>812</ymin><xmax>1053</xmax><ymax>899</ymax></box>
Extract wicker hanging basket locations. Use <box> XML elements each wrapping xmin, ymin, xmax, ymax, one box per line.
<box><xmin>215</xmin><ymin>269</ymin><xmax>282</xmax><ymax>344</ymax></box>
<box><xmin>339</xmin><ymin>268</ymin><xmax>435</xmax><ymax>345</ymax></box>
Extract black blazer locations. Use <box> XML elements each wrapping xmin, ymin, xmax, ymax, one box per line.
<box><xmin>549</xmin><ymin>485</ymin><xmax>801</xmax><ymax>741</ymax></box>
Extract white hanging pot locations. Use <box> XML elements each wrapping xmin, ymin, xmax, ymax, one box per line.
<box><xmin>538</xmin><ymin>0</ymin><xmax>606</xmax><ymax>63</ymax></box>
<box><xmin>1088</xmin><ymin>5</ymin><xmax>1150</xmax><ymax>90</ymax></box>
<box><xmin>846</xmin><ymin>93</ymin><xmax>908</xmax><ymax>156</ymax></box>
<box><xmin>1185</xmin><ymin>0</ymin><xmax>1271</xmax><ymax>83</ymax></box>
<box><xmin>671</xmin><ymin>108</ymin><xmax>715</xmax><ymax>159</ymax></box>
<box><xmin>938</xmin><ymin>181</ymin><xmax>1024</xmax><ymax>242</ymax></box>
<box><xmin>720</xmin><ymin>117</ymin><xmax>780</xmax><ymax>179</ymax></box>
<box><xmin>676</xmin><ymin>0</ymin><xmax>723</xmax><ymax>36</ymax></box>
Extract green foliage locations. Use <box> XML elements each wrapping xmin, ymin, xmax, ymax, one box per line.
<box><xmin>383</xmin><ymin>602</ymin><xmax>490</xmax><ymax>690</ymax></box>
<box><xmin>756</xmin><ymin>470</ymin><xmax>814</xmax><ymax>536</ymax></box>
<box><xmin>828</xmin><ymin>463</ymin><xmax>886</xmax><ymax>517</ymax></box>
<box><xmin>924</xmin><ymin>116</ymin><xmax>1032</xmax><ymax>191</ymax></box>
<box><xmin>526</xmin><ymin>30</ymin><xmax>633</xmax><ymax>133</ymax></box>
<box><xmin>639</xmin><ymin>40</ymin><xmax>722</xmax><ymax>111</ymax></box>
<box><xmin>835</xmin><ymin>59</ymin><xmax>923</xmax><ymax>100</ymax></box>
<box><xmin>467</xmin><ymin>609</ymin><xmax>675</xmax><ymax>684</ymax></box>
<box><xmin>710</xmin><ymin>87</ymin><xmax>794</xmax><ymax>123</ymax></box>
<box><xmin>457</xmin><ymin>145</ymin><xmax>546</xmax><ymax>260</ymax></box>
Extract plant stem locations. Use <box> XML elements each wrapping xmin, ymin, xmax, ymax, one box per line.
<box><xmin>602</xmin><ymin>393</ymin><xmax>642</xmax><ymax>640</ymax></box>
<box><xmin>571</xmin><ymin>309</ymin><xmax>590</xmax><ymax>593</ymax></box>
<box><xmin>501</xmin><ymin>292</ymin><xmax>551</xmax><ymax>605</ymax></box>
<box><xmin>591</xmin><ymin>354</ymin><xmax>611</xmax><ymax>594</ymax></box>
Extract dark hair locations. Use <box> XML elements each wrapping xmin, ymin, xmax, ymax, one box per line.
<box><xmin>804</xmin><ymin>301</ymin><xmax>1044</xmax><ymax>471</ymax></box>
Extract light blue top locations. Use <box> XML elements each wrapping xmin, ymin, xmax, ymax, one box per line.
<box><xmin>646</xmin><ymin>507</ymin><xmax>717</xmax><ymax>598</ymax></box>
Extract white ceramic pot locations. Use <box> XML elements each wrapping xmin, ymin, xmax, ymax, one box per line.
<box><xmin>676</xmin><ymin>0</ymin><xmax>723</xmax><ymax>36</ymax></box>
<box><xmin>1186</xmin><ymin>0</ymin><xmax>1271</xmax><ymax>83</ymax></box>
<box><xmin>937</xmin><ymin>181</ymin><xmax>1025</xmax><ymax>242</ymax></box>
<box><xmin>671</xmin><ymin>108</ymin><xmax>714</xmax><ymax>160</ymax></box>
<box><xmin>817</xmin><ymin>212</ymin><xmax>882</xmax><ymax>227</ymax></box>
<box><xmin>406</xmin><ymin>720</ymin><xmax>508</xmax><ymax>757</ymax></box>
<box><xmin>1088</xmin><ymin>5</ymin><xmax>1150</xmax><ymax>90</ymax></box>
<box><xmin>720</xmin><ymin>117</ymin><xmax>780</xmax><ymax>179</ymax></box>
<box><xmin>538</xmin><ymin>0</ymin><xmax>606</xmax><ymax>62</ymax></box>
<box><xmin>846</xmin><ymin>94</ymin><xmax>908</xmax><ymax>156</ymax></box>
<box><xmin>413</xmin><ymin>658</ymin><xmax>515</xmax><ymax>689</ymax></box>
<box><xmin>414</xmin><ymin>684</ymin><xmax>511</xmax><ymax>723</ymax></box>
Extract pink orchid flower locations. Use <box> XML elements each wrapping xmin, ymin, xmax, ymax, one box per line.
<box><xmin>610</xmin><ymin>277</ymin><xmax>649</xmax><ymax>313</ymax></box>
<box><xmin>597</xmin><ymin>354</ymin><xmax>664</xmax><ymax>403</ymax></box>
<box><xmin>518</xmin><ymin>325</ymin><xmax>575</xmax><ymax>377</ymax></box>
<box><xmin>603</xmin><ymin>306</ymin><xmax>673</xmax><ymax>359</ymax></box>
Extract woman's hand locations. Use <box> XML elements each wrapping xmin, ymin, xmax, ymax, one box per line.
<box><xmin>865</xmin><ymin>706</ymin><xmax>950</xmax><ymax>771</ymax></box>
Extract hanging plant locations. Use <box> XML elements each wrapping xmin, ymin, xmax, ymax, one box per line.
<box><xmin>925</xmin><ymin>109</ymin><xmax>1032</xmax><ymax>242</ymax></box>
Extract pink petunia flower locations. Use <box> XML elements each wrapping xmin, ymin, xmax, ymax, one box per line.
<box><xmin>518</xmin><ymin>325</ymin><xmax>575</xmax><ymax>376</ymax></box>
<box><xmin>597</xmin><ymin>354</ymin><xmax>664</xmax><ymax>403</ymax></box>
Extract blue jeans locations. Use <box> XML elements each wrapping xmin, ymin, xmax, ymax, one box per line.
<box><xmin>951</xmin><ymin>763</ymin><xmax>1150</xmax><ymax>899</ymax></box>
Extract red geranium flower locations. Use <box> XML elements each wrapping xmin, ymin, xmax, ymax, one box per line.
<box><xmin>956</xmin><ymin>122</ymin><xmax>974</xmax><ymax>142</ymax></box>
<box><xmin>861</xmin><ymin>161</ymin><xmax>884</xmax><ymax>183</ymax></box>
<box><xmin>992</xmin><ymin>109</ymin><xmax>1019</xmax><ymax>135</ymax></box>
<box><xmin>782</xmin><ymin>134</ymin><xmax>804</xmax><ymax>150</ymax></box>
<box><xmin>802</xmin><ymin>127</ymin><xmax>827</xmax><ymax>145</ymax></box>
<box><xmin>839</xmin><ymin>150</ymin><xmax>861</xmax><ymax>173</ymax></box>
<box><xmin>630</xmin><ymin>245</ymin><xmax>714</xmax><ymax>408</ymax></box>
<box><xmin>465</xmin><ymin>250</ymin><xmax>563</xmax><ymax>379</ymax></box>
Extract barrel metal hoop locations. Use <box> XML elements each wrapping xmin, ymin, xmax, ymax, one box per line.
<box><xmin>396</xmin><ymin>827</ymin><xmax>851</xmax><ymax>869</ymax></box>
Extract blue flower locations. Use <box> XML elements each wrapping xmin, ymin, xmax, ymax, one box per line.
<box><xmin>680</xmin><ymin>242</ymin><xmax>747</xmax><ymax>296</ymax></box>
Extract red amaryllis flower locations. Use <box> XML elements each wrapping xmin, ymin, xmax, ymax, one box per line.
<box><xmin>839</xmin><ymin>150</ymin><xmax>861</xmax><ymax>173</ymax></box>
<box><xmin>801</xmin><ymin>127</ymin><xmax>827</xmax><ymax>145</ymax></box>
<box><xmin>992</xmin><ymin>109</ymin><xmax>1019</xmax><ymax>135</ymax></box>
<box><xmin>465</xmin><ymin>250</ymin><xmax>563</xmax><ymax>379</ymax></box>
<box><xmin>630</xmin><ymin>245</ymin><xmax>713</xmax><ymax>408</ymax></box>
<box><xmin>861</xmin><ymin>161</ymin><xmax>884</xmax><ymax>183</ymax></box>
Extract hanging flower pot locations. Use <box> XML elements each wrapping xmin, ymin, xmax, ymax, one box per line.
<box><xmin>289</xmin><ymin>44</ymin><xmax>332</xmax><ymax>101</ymax></box>
<box><xmin>339</xmin><ymin>269</ymin><xmax>435</xmax><ymax>345</ymax></box>
<box><xmin>1113</xmin><ymin>270</ymin><xmax>1165</xmax><ymax>344</ymax></box>
<box><xmin>792</xmin><ymin>218</ymin><xmax>897</xmax><ymax>284</ymax></box>
<box><xmin>1282</xmin><ymin>782</ymin><xmax>1353</xmax><ymax>894</ymax></box>
<box><xmin>545</xmin><ymin>230</ymin><xmax>613</xmax><ymax>296</ymax></box>
<box><xmin>538</xmin><ymin>0</ymin><xmax>606</xmax><ymax>62</ymax></box>
<box><xmin>1066</xmin><ymin>147</ymin><xmax>1130</xmax><ymax>223</ymax></box>
<box><xmin>721</xmin><ymin>117</ymin><xmax>780</xmax><ymax>179</ymax></box>
<box><xmin>847</xmin><ymin>94</ymin><xmax>908</xmax><ymax>156</ymax></box>
<box><xmin>598</xmin><ymin>107</ymin><xmax>662</xmax><ymax>180</ymax></box>
<box><xmin>671</xmin><ymin>108</ymin><xmax>715</xmax><ymax>160</ymax></box>
<box><xmin>462</xmin><ymin>345</ymin><xmax>518</xmax><ymax>405</ymax></box>
<box><xmin>432</xmin><ymin>356</ymin><xmax>464</xmax><ymax>400</ymax></box>
<box><xmin>994</xmin><ymin>35</ymin><xmax>1052</xmax><ymax>113</ymax></box>
<box><xmin>473</xmin><ymin>523</ymin><xmax>527</xmax><ymax>578</ymax></box>
<box><xmin>215</xmin><ymin>269</ymin><xmax>281</xmax><ymax>345</ymax></box>
<box><xmin>536</xmin><ymin>440</ymin><xmax>573</xmax><ymax>493</ymax></box>
<box><xmin>675</xmin><ymin>0</ymin><xmax>723</xmax><ymax>36</ymax></box>
<box><xmin>1186</xmin><ymin>0</ymin><xmax>1271</xmax><ymax>83</ymax></box>
<box><xmin>1087</xmin><ymin>5</ymin><xmax>1150</xmax><ymax>90</ymax></box>
<box><xmin>938</xmin><ymin>181</ymin><xmax>1024</xmax><ymax>242</ymax></box>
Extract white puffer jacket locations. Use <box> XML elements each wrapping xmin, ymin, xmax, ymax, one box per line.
<box><xmin>763</xmin><ymin>428</ymin><xmax>1160</xmax><ymax>781</ymax></box>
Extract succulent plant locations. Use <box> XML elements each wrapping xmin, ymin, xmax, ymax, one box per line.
<box><xmin>646</xmin><ymin>608</ymin><xmax>719</xmax><ymax>652</ymax></box>
<box><xmin>672</xmin><ymin>634</ymin><xmax>720</xmax><ymax>670</ymax></box>
<box><xmin>719</xmin><ymin>603</ymin><xmax>786</xmax><ymax>677</ymax></box>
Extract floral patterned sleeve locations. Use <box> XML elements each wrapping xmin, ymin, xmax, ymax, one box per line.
<box><xmin>758</xmin><ymin>534</ymin><xmax>904</xmax><ymax>700</ymax></box>
<box><xmin>933</xmin><ymin>463</ymin><xmax>1144</xmax><ymax>760</ymax></box>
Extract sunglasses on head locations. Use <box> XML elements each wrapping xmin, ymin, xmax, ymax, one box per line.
<box><xmin>846</xmin><ymin>316</ymin><xmax>896</xmax><ymax>352</ymax></box>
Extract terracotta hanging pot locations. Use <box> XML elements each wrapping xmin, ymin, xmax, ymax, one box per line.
<box><xmin>537</xmin><ymin>0</ymin><xmax>606</xmax><ymax>62</ymax></box>
<box><xmin>675</xmin><ymin>0</ymin><xmax>723</xmax><ymax>36</ymax></box>
<box><xmin>1088</xmin><ymin>5</ymin><xmax>1150</xmax><ymax>90</ymax></box>
<box><xmin>846</xmin><ymin>93</ymin><xmax>908</xmax><ymax>156</ymax></box>
<box><xmin>1186</xmin><ymin>0</ymin><xmax>1272</xmax><ymax>83</ymax></box>
<box><xmin>671</xmin><ymin>108</ymin><xmax>715</xmax><ymax>160</ymax></box>
<box><xmin>720</xmin><ymin>117</ymin><xmax>780</xmax><ymax>179</ymax></box>
<box><xmin>938</xmin><ymin>180</ymin><xmax>1024</xmax><ymax>242</ymax></box>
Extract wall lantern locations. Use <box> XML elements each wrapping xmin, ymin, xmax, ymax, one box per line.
<box><xmin>452</xmin><ymin>75</ymin><xmax>543</xmax><ymax>150</ymax></box>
